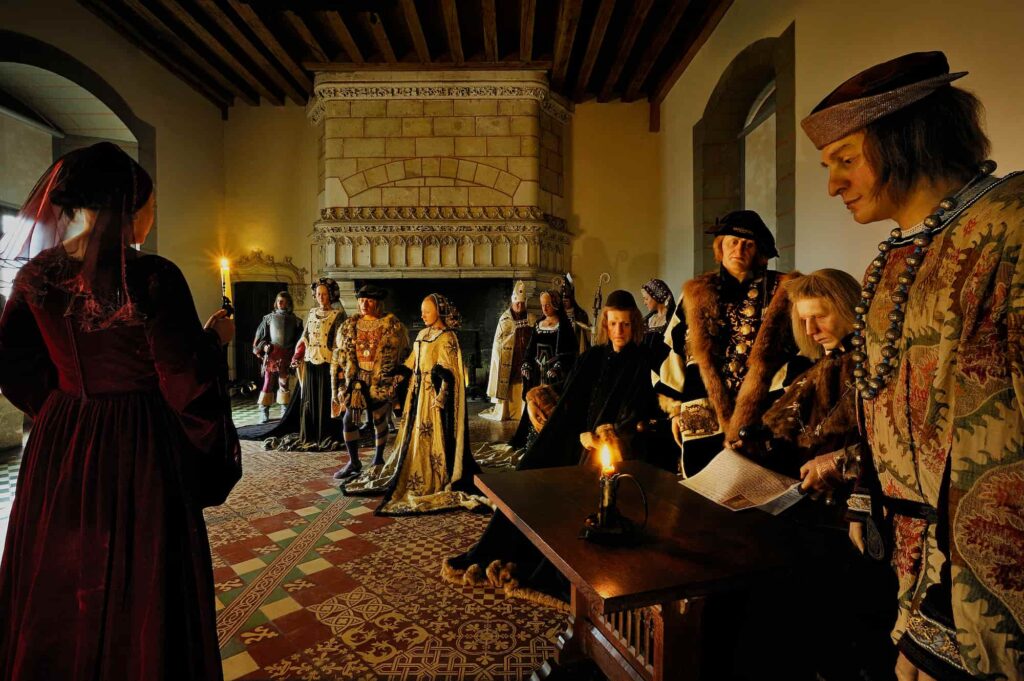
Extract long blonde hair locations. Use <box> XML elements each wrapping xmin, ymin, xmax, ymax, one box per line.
<box><xmin>786</xmin><ymin>269</ymin><xmax>861</xmax><ymax>359</ymax></box>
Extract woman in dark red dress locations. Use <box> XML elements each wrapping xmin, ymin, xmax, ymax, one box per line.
<box><xmin>0</xmin><ymin>143</ymin><xmax>239</xmax><ymax>680</ymax></box>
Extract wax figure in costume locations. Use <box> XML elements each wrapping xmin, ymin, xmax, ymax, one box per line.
<box><xmin>480</xmin><ymin>280</ymin><xmax>534</xmax><ymax>423</ymax></box>
<box><xmin>266</xmin><ymin>278</ymin><xmax>345</xmax><ymax>451</ymax></box>
<box><xmin>560</xmin><ymin>272</ymin><xmax>592</xmax><ymax>354</ymax></box>
<box><xmin>654</xmin><ymin>210</ymin><xmax>806</xmax><ymax>476</ymax></box>
<box><xmin>740</xmin><ymin>269</ymin><xmax>898</xmax><ymax>681</ymax></box>
<box><xmin>640</xmin><ymin>278</ymin><xmax>675</xmax><ymax>365</ymax></box>
<box><xmin>330</xmin><ymin>284</ymin><xmax>403</xmax><ymax>480</ymax></box>
<box><xmin>0</xmin><ymin>143</ymin><xmax>239</xmax><ymax>681</ymax></box>
<box><xmin>252</xmin><ymin>290</ymin><xmax>303</xmax><ymax>424</ymax></box>
<box><xmin>343</xmin><ymin>294</ymin><xmax>488</xmax><ymax>516</ymax></box>
<box><xmin>805</xmin><ymin>51</ymin><xmax>1024</xmax><ymax>680</ymax></box>
<box><xmin>521</xmin><ymin>288</ymin><xmax>577</xmax><ymax>395</ymax></box>
<box><xmin>443</xmin><ymin>291</ymin><xmax>666</xmax><ymax>608</ymax></box>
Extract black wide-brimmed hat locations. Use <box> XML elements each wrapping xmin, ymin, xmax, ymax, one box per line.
<box><xmin>356</xmin><ymin>284</ymin><xmax>387</xmax><ymax>300</ymax></box>
<box><xmin>801</xmin><ymin>51</ymin><xmax>966</xmax><ymax>149</ymax></box>
<box><xmin>706</xmin><ymin>210</ymin><xmax>778</xmax><ymax>259</ymax></box>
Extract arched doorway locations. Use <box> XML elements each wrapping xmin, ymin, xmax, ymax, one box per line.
<box><xmin>691</xmin><ymin>24</ymin><xmax>795</xmax><ymax>273</ymax></box>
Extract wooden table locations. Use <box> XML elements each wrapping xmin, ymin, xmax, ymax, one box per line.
<box><xmin>475</xmin><ymin>460</ymin><xmax>799</xmax><ymax>681</ymax></box>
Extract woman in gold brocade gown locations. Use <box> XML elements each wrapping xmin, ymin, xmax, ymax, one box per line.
<box><xmin>342</xmin><ymin>293</ymin><xmax>489</xmax><ymax>516</ymax></box>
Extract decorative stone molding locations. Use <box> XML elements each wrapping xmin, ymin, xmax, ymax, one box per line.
<box><xmin>313</xmin><ymin>206</ymin><xmax>569</xmax><ymax>278</ymax></box>
<box><xmin>306</xmin><ymin>70</ymin><xmax>572</xmax><ymax>125</ymax></box>
<box><xmin>232</xmin><ymin>249</ymin><xmax>310</xmax><ymax>305</ymax></box>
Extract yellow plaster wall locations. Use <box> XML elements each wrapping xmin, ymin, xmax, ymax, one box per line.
<box><xmin>660</xmin><ymin>0</ymin><xmax>1024</xmax><ymax>291</ymax></box>
<box><xmin>567</xmin><ymin>101</ymin><xmax>663</xmax><ymax>309</ymax></box>
<box><xmin>0</xmin><ymin>0</ymin><xmax>226</xmax><ymax>316</ymax></box>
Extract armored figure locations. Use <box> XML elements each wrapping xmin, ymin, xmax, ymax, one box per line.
<box><xmin>252</xmin><ymin>290</ymin><xmax>303</xmax><ymax>423</ymax></box>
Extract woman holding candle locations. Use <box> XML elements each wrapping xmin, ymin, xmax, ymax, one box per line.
<box><xmin>442</xmin><ymin>290</ymin><xmax>666</xmax><ymax>607</ymax></box>
<box><xmin>0</xmin><ymin>142</ymin><xmax>238</xmax><ymax>680</ymax></box>
<box><xmin>342</xmin><ymin>293</ymin><xmax>488</xmax><ymax>515</ymax></box>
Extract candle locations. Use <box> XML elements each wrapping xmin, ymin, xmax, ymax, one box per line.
<box><xmin>219</xmin><ymin>257</ymin><xmax>232</xmax><ymax>303</ymax></box>
<box><xmin>599</xmin><ymin>444</ymin><xmax>615</xmax><ymax>477</ymax></box>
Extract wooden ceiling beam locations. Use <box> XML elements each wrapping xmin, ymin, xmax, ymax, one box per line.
<box><xmin>363</xmin><ymin>11</ymin><xmax>398</xmax><ymax>63</ymax></box>
<box><xmin>227</xmin><ymin>0</ymin><xmax>312</xmax><ymax>93</ymax></box>
<box><xmin>156</xmin><ymin>0</ymin><xmax>282</xmax><ymax>105</ymax></box>
<box><xmin>282</xmin><ymin>11</ymin><xmax>328</xmax><ymax>63</ymax></box>
<box><xmin>195</xmin><ymin>0</ymin><xmax>305</xmax><ymax>105</ymax></box>
<box><xmin>80</xmin><ymin>0</ymin><xmax>231</xmax><ymax>111</ymax></box>
<box><xmin>314</xmin><ymin>11</ymin><xmax>364</xmax><ymax>64</ymax></box>
<box><xmin>623</xmin><ymin>0</ymin><xmax>691</xmax><ymax>102</ymax></box>
<box><xmin>440</xmin><ymin>0</ymin><xmax>464</xmax><ymax>65</ymax></box>
<box><xmin>519</xmin><ymin>0</ymin><xmax>536</xmax><ymax>62</ymax></box>
<box><xmin>597</xmin><ymin>0</ymin><xmax>654</xmax><ymax>102</ymax></box>
<box><xmin>121</xmin><ymin>0</ymin><xmax>257</xmax><ymax>104</ymax></box>
<box><xmin>398</xmin><ymin>0</ymin><xmax>431</xmax><ymax>63</ymax></box>
<box><xmin>482</xmin><ymin>0</ymin><xmax>499</xmax><ymax>62</ymax></box>
<box><xmin>572</xmin><ymin>0</ymin><xmax>615</xmax><ymax>101</ymax></box>
<box><xmin>551</xmin><ymin>0</ymin><xmax>583</xmax><ymax>89</ymax></box>
<box><xmin>305</xmin><ymin>60</ymin><xmax>554</xmax><ymax>73</ymax></box>
<box><xmin>653</xmin><ymin>0</ymin><xmax>734</xmax><ymax>106</ymax></box>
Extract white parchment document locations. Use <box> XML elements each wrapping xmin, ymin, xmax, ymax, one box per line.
<box><xmin>680</xmin><ymin>449</ymin><xmax>804</xmax><ymax>515</ymax></box>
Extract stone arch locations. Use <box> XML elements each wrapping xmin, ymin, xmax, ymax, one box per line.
<box><xmin>0</xmin><ymin>30</ymin><xmax>159</xmax><ymax>250</ymax></box>
<box><xmin>692</xmin><ymin>23</ymin><xmax>795</xmax><ymax>273</ymax></box>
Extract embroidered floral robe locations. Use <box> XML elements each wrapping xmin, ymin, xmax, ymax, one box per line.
<box><xmin>861</xmin><ymin>173</ymin><xmax>1024</xmax><ymax>677</ymax></box>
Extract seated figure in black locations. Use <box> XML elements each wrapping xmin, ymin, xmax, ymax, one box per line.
<box><xmin>442</xmin><ymin>290</ymin><xmax>669</xmax><ymax>609</ymax></box>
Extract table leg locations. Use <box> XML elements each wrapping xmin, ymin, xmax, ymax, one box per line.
<box><xmin>658</xmin><ymin>597</ymin><xmax>704</xmax><ymax>681</ymax></box>
<box><xmin>532</xmin><ymin>583</ymin><xmax>589</xmax><ymax>679</ymax></box>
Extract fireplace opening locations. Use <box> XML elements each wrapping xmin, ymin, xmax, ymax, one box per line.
<box><xmin>355</xmin><ymin>278</ymin><xmax>514</xmax><ymax>397</ymax></box>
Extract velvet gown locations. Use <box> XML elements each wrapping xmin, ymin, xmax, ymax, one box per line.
<box><xmin>0</xmin><ymin>247</ymin><xmax>239</xmax><ymax>681</ymax></box>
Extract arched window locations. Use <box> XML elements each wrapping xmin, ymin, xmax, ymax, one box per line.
<box><xmin>741</xmin><ymin>81</ymin><xmax>777</xmax><ymax>239</ymax></box>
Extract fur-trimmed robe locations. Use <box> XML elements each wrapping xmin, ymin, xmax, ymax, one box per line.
<box><xmin>655</xmin><ymin>269</ymin><xmax>804</xmax><ymax>473</ymax></box>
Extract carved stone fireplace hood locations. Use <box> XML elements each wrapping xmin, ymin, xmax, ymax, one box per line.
<box><xmin>306</xmin><ymin>69</ymin><xmax>573</xmax><ymax>308</ymax></box>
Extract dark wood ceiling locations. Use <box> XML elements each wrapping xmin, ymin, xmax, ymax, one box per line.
<box><xmin>80</xmin><ymin>0</ymin><xmax>732</xmax><ymax>126</ymax></box>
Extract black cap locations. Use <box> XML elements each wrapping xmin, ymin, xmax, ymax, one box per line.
<box><xmin>605</xmin><ymin>289</ymin><xmax>638</xmax><ymax>310</ymax></box>
<box><xmin>356</xmin><ymin>284</ymin><xmax>387</xmax><ymax>301</ymax></box>
<box><xmin>706</xmin><ymin>210</ymin><xmax>779</xmax><ymax>259</ymax></box>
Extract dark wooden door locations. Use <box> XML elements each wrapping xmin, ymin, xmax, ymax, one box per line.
<box><xmin>234</xmin><ymin>281</ymin><xmax>289</xmax><ymax>387</ymax></box>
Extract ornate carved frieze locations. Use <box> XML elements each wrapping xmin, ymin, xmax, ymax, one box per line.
<box><xmin>233</xmin><ymin>249</ymin><xmax>310</xmax><ymax>305</ymax></box>
<box><xmin>313</xmin><ymin>206</ymin><xmax>570</xmax><ymax>276</ymax></box>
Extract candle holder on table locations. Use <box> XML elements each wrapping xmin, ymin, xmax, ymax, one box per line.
<box><xmin>580</xmin><ymin>445</ymin><xmax>648</xmax><ymax>545</ymax></box>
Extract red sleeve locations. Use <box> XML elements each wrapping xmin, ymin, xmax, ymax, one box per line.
<box><xmin>0</xmin><ymin>274</ymin><xmax>57</xmax><ymax>417</ymax></box>
<box><xmin>144</xmin><ymin>258</ymin><xmax>241</xmax><ymax>506</ymax></box>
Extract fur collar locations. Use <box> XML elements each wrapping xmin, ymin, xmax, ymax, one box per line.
<box><xmin>682</xmin><ymin>270</ymin><xmax>798</xmax><ymax>441</ymax></box>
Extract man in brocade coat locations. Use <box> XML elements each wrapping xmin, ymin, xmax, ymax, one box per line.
<box><xmin>805</xmin><ymin>51</ymin><xmax>1024</xmax><ymax>680</ymax></box>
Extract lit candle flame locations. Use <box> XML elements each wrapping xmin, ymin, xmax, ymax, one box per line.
<box><xmin>599</xmin><ymin>444</ymin><xmax>614</xmax><ymax>475</ymax></box>
<box><xmin>219</xmin><ymin>257</ymin><xmax>230</xmax><ymax>270</ymax></box>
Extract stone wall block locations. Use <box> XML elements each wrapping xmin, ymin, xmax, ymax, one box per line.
<box><xmin>454</xmin><ymin>100</ymin><xmax>498</xmax><ymax>116</ymax></box>
<box><xmin>473</xmin><ymin>163</ymin><xmax>499</xmax><ymax>188</ymax></box>
<box><xmin>326</xmin><ymin>117</ymin><xmax>364</xmax><ymax>138</ymax></box>
<box><xmin>386</xmin><ymin>100</ymin><xmax>424</xmax><ymax>117</ymax></box>
<box><xmin>509</xmin><ymin>115</ymin><xmax>539</xmax><ymax>136</ymax></box>
<box><xmin>433</xmin><ymin>116</ymin><xmax>475</xmax><ymax>137</ymax></box>
<box><xmin>326</xmin><ymin>158</ymin><xmax>357</xmax><ymax>180</ymax></box>
<box><xmin>342</xmin><ymin>172</ymin><xmax>368</xmax><ymax>196</ymax></box>
<box><xmin>466</xmin><ymin>156</ymin><xmax>508</xmax><ymax>171</ymax></box>
<box><xmin>430</xmin><ymin>187</ymin><xmax>468</xmax><ymax>206</ymax></box>
<box><xmin>381</xmin><ymin>187</ymin><xmax>419</xmax><ymax>206</ymax></box>
<box><xmin>508</xmin><ymin>157</ymin><xmax>538</xmax><ymax>180</ymax></box>
<box><xmin>476</xmin><ymin>116</ymin><xmax>511</xmax><ymax>136</ymax></box>
<box><xmin>402</xmin><ymin>117</ymin><xmax>433</xmax><ymax>136</ymax></box>
<box><xmin>456</xmin><ymin>159</ymin><xmax>477</xmax><ymax>182</ymax></box>
<box><xmin>498</xmin><ymin>99</ymin><xmax>538</xmax><ymax>116</ymax></box>
<box><xmin>325</xmin><ymin>100</ymin><xmax>351</xmax><ymax>117</ymax></box>
<box><xmin>540</xmin><ymin>167</ymin><xmax>558</xmax><ymax>193</ymax></box>
<box><xmin>521</xmin><ymin>136</ymin><xmax>540</xmax><ymax>155</ymax></box>
<box><xmin>394</xmin><ymin>178</ymin><xmax>425</xmax><ymax>187</ymax></box>
<box><xmin>512</xmin><ymin>180</ymin><xmax>539</xmax><ymax>206</ymax></box>
<box><xmin>422</xmin><ymin>158</ymin><xmax>441</xmax><ymax>177</ymax></box>
<box><xmin>425</xmin><ymin>177</ymin><xmax>455</xmax><ymax>186</ymax></box>
<box><xmin>487</xmin><ymin>136</ymin><xmax>521</xmax><ymax>156</ymax></box>
<box><xmin>385</xmin><ymin>160</ymin><xmax>406</xmax><ymax>182</ymax></box>
<box><xmin>494</xmin><ymin>171</ymin><xmax>521</xmax><ymax>196</ymax></box>
<box><xmin>351</xmin><ymin>101</ymin><xmax>387</xmax><ymax>117</ymax></box>
<box><xmin>385</xmin><ymin>138</ymin><xmax>415</xmax><ymax>157</ymax></box>
<box><xmin>454</xmin><ymin>137</ymin><xmax>487</xmax><ymax>156</ymax></box>
<box><xmin>363</xmin><ymin>117</ymin><xmax>401</xmax><ymax>137</ymax></box>
<box><xmin>439</xmin><ymin>158</ymin><xmax>459</xmax><ymax>178</ymax></box>
<box><xmin>424</xmin><ymin>100</ymin><xmax>454</xmax><ymax>116</ymax></box>
<box><xmin>349</xmin><ymin>188</ymin><xmax>381</xmax><ymax>206</ymax></box>
<box><xmin>416</xmin><ymin>137</ymin><xmax>455</xmax><ymax>157</ymax></box>
<box><xmin>404</xmin><ymin>158</ymin><xmax>422</xmax><ymax>177</ymax></box>
<box><xmin>325</xmin><ymin>138</ymin><xmax>344</xmax><ymax>159</ymax></box>
<box><xmin>343</xmin><ymin>138</ymin><xmax>386</xmax><ymax>157</ymax></box>
<box><xmin>364</xmin><ymin>164</ymin><xmax>389</xmax><ymax>188</ymax></box>
<box><xmin>324</xmin><ymin>177</ymin><xmax>348</xmax><ymax>207</ymax></box>
<box><xmin>541</xmin><ymin>130</ymin><xmax>559</xmax><ymax>152</ymax></box>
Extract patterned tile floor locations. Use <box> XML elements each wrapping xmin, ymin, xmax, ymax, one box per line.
<box><xmin>1</xmin><ymin>398</ymin><xmax>562</xmax><ymax>680</ymax></box>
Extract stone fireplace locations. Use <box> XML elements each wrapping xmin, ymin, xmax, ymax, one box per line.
<box><xmin>305</xmin><ymin>69</ymin><xmax>574</xmax><ymax>386</ymax></box>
